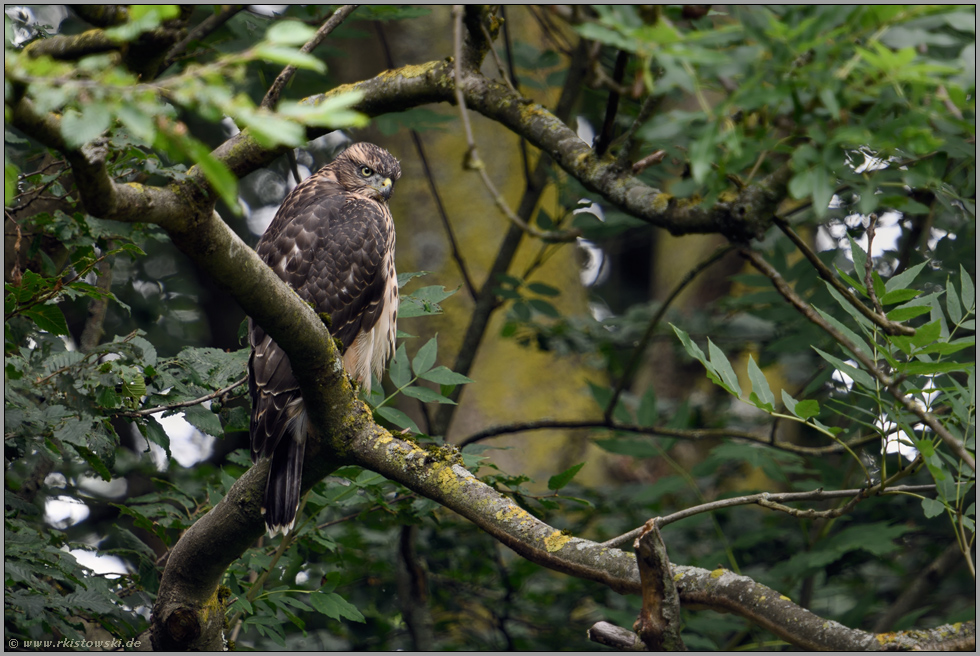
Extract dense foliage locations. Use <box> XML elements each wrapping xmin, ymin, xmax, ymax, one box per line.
<box><xmin>4</xmin><ymin>5</ymin><xmax>975</xmax><ymax>651</ymax></box>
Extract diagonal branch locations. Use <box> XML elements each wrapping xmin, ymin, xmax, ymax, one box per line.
<box><xmin>742</xmin><ymin>248</ymin><xmax>975</xmax><ymax>471</ymax></box>
<box><xmin>260</xmin><ymin>4</ymin><xmax>359</xmax><ymax>109</ymax></box>
<box><xmin>159</xmin><ymin>5</ymin><xmax>246</xmax><ymax>77</ymax></box>
<box><xmin>773</xmin><ymin>217</ymin><xmax>914</xmax><ymax>336</ymax></box>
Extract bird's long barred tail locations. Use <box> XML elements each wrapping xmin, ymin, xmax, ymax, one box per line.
<box><xmin>262</xmin><ymin>409</ymin><xmax>308</xmax><ymax>536</ymax></box>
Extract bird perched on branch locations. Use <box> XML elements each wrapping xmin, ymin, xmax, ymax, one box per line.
<box><xmin>248</xmin><ymin>142</ymin><xmax>401</xmax><ymax>536</ymax></box>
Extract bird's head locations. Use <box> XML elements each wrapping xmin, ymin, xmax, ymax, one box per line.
<box><xmin>337</xmin><ymin>142</ymin><xmax>402</xmax><ymax>203</ymax></box>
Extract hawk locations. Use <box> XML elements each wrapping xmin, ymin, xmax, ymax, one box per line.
<box><xmin>248</xmin><ymin>142</ymin><xmax>401</xmax><ymax>536</ymax></box>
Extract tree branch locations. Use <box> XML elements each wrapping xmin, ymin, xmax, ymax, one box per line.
<box><xmin>773</xmin><ymin>217</ymin><xmax>914</xmax><ymax>336</ymax></box>
<box><xmin>117</xmin><ymin>376</ymin><xmax>247</xmax><ymax>418</ymax></box>
<box><xmin>602</xmin><ymin>485</ymin><xmax>938</xmax><ymax>549</ymax></box>
<box><xmin>457</xmin><ymin>417</ymin><xmax>880</xmax><ymax>456</ymax></box>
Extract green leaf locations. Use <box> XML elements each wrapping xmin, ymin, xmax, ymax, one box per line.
<box><xmin>389</xmin><ymin>343</ymin><xmax>411</xmax><ymax>389</ymax></box>
<box><xmin>810</xmin><ymin>164</ymin><xmax>832</xmax><ymax>219</ymax></box>
<box><xmin>548</xmin><ymin>462</ymin><xmax>585</xmax><ymax>491</ymax></box>
<box><xmin>707</xmin><ymin>338</ymin><xmax>741</xmax><ymax>397</ymax></box>
<box><xmin>886</xmin><ymin>305</ymin><xmax>932</xmax><ymax>321</ymax></box>
<box><xmin>417</xmin><ymin>366</ymin><xmax>473</xmax><ymax>385</ymax></box>
<box><xmin>670</xmin><ymin>324</ymin><xmax>709</xmax><ymax>369</ymax></box>
<box><xmin>921</xmin><ymin>497</ymin><xmax>946</xmax><ymax>518</ymax></box>
<box><xmin>23</xmin><ymin>303</ymin><xmax>69</xmax><ymax>335</ymax></box>
<box><xmin>96</xmin><ymin>387</ymin><xmax>121</xmax><ymax>409</ymax></box>
<box><xmin>254</xmin><ymin>45</ymin><xmax>326</xmax><ymax>73</ymax></box>
<box><xmin>637</xmin><ymin>388</ymin><xmax>658</xmax><ymax>427</ymax></box>
<box><xmin>62</xmin><ymin>103</ymin><xmax>111</xmax><ymax>149</ymax></box>
<box><xmin>528</xmin><ymin>298</ymin><xmax>560</xmax><ymax>318</ymax></box>
<box><xmin>400</xmin><ymin>386</ymin><xmax>454</xmax><ymax>404</ymax></box>
<box><xmin>813</xmin><ymin>347</ymin><xmax>876</xmax><ymax>389</ymax></box>
<box><xmin>169</xmin><ymin>135</ymin><xmax>240</xmax><ymax>212</ymax></box>
<box><xmin>105</xmin><ymin>5</ymin><xmax>180</xmax><ymax>41</ymax></box>
<box><xmin>848</xmin><ymin>237</ymin><xmax>868</xmax><ymax>281</ymax></box>
<box><xmin>375</xmin><ymin>406</ymin><xmax>420</xmax><ymax>434</ymax></box>
<box><xmin>946</xmin><ymin>277</ymin><xmax>963</xmax><ymax>324</ymax></box>
<box><xmin>781</xmin><ymin>389</ymin><xmax>800</xmax><ymax>415</ymax></box>
<box><xmin>116</xmin><ymin>104</ymin><xmax>156</xmax><ymax>143</ymax></box>
<box><xmin>793</xmin><ymin>399</ymin><xmax>820</xmax><ymax>420</ymax></box>
<box><xmin>5</xmin><ymin>161</ymin><xmax>20</xmax><ymax>206</ymax></box>
<box><xmin>183</xmin><ymin>405</ymin><xmax>222</xmax><ymax>438</ymax></box>
<box><xmin>527</xmin><ymin>282</ymin><xmax>561</xmax><ymax>297</ymax></box>
<box><xmin>885</xmin><ymin>261</ymin><xmax>928</xmax><ymax>293</ymax></box>
<box><xmin>265</xmin><ymin>20</ymin><xmax>317</xmax><ymax>45</ymax></box>
<box><xmin>911</xmin><ymin>320</ymin><xmax>942</xmax><ymax>348</ymax></box>
<box><xmin>309</xmin><ymin>591</ymin><xmax>366</xmax><ymax>623</ymax></box>
<box><xmin>814</xmin><ymin>307</ymin><xmax>873</xmax><ymax>358</ymax></box>
<box><xmin>412</xmin><ymin>336</ymin><xmax>438</xmax><ymax>375</ymax></box>
<box><xmin>397</xmin><ymin>271</ymin><xmax>429</xmax><ymax>287</ymax></box>
<box><xmin>746</xmin><ymin>355</ymin><xmax>775</xmax><ymax>409</ymax></box>
<box><xmin>71</xmin><ymin>444</ymin><xmax>111</xmax><ymax>482</ymax></box>
<box><xmin>879</xmin><ymin>288</ymin><xmax>921</xmax><ymax>305</ymax></box>
<box><xmin>277</xmin><ymin>92</ymin><xmax>369</xmax><ymax>129</ymax></box>
<box><xmin>959</xmin><ymin>265</ymin><xmax>975</xmax><ymax>312</ymax></box>
<box><xmin>899</xmin><ymin>361</ymin><xmax>972</xmax><ymax>376</ymax></box>
<box><xmin>139</xmin><ymin>416</ymin><xmax>171</xmax><ymax>458</ymax></box>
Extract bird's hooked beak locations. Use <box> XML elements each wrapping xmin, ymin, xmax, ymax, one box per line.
<box><xmin>372</xmin><ymin>177</ymin><xmax>393</xmax><ymax>202</ymax></box>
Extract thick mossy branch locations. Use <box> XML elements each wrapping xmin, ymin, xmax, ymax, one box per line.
<box><xmin>220</xmin><ymin>59</ymin><xmax>789</xmax><ymax>240</ymax></box>
<box><xmin>22</xmin><ymin>28</ymin><xmax>118</xmax><ymax>60</ymax></box>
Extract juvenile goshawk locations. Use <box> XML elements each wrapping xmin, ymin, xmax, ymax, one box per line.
<box><xmin>248</xmin><ymin>142</ymin><xmax>401</xmax><ymax>536</ymax></box>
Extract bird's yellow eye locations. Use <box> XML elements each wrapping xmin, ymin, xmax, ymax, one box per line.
<box><xmin>360</xmin><ymin>166</ymin><xmax>373</xmax><ymax>177</ymax></box>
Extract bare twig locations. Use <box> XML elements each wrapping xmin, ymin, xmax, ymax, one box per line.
<box><xmin>457</xmin><ymin>417</ymin><xmax>880</xmax><ymax>457</ymax></box>
<box><xmin>431</xmin><ymin>38</ymin><xmax>592</xmax><ymax>438</ymax></box>
<box><xmin>631</xmin><ymin>149</ymin><xmax>667</xmax><ymax>175</ymax></box>
<box><xmin>741</xmin><ymin>247</ymin><xmax>975</xmax><ymax>471</ymax></box>
<box><xmin>602</xmin><ymin>484</ymin><xmax>938</xmax><ymax>549</ymax></box>
<box><xmin>480</xmin><ymin>22</ymin><xmax>518</xmax><ymax>95</ymax></box>
<box><xmin>261</xmin><ymin>5</ymin><xmax>359</xmax><ymax>109</ymax></box>
<box><xmin>772</xmin><ymin>217</ymin><xmax>914</xmax><ymax>336</ymax></box>
<box><xmin>410</xmin><ymin>131</ymin><xmax>478</xmax><ymax>300</ymax></box>
<box><xmin>604</xmin><ymin>244</ymin><xmax>734</xmax><ymax>422</ymax></box>
<box><xmin>118</xmin><ymin>376</ymin><xmax>247</xmax><ymax>418</ymax></box>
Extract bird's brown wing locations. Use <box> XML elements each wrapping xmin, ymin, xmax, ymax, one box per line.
<box><xmin>249</xmin><ymin>177</ymin><xmax>394</xmax><ymax>461</ymax></box>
